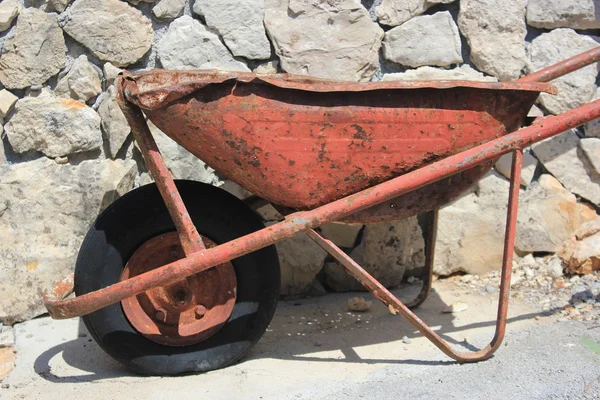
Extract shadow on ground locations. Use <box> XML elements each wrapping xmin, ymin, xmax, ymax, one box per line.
<box><xmin>31</xmin><ymin>281</ymin><xmax>542</xmax><ymax>383</ymax></box>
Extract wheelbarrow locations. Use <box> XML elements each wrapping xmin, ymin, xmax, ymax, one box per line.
<box><xmin>43</xmin><ymin>47</ymin><xmax>600</xmax><ymax>375</ymax></box>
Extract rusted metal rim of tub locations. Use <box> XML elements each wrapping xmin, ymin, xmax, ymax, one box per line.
<box><xmin>120</xmin><ymin>232</ymin><xmax>237</xmax><ymax>347</ymax></box>
<box><xmin>120</xmin><ymin>70</ymin><xmax>557</xmax><ymax>111</ymax></box>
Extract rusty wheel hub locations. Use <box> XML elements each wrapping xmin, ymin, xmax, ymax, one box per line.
<box><xmin>121</xmin><ymin>232</ymin><xmax>237</xmax><ymax>346</ymax></box>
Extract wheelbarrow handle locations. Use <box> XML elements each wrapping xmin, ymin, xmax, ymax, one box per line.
<box><xmin>518</xmin><ymin>46</ymin><xmax>600</xmax><ymax>83</ymax></box>
<box><xmin>43</xmin><ymin>273</ymin><xmax>74</xmax><ymax>311</ymax></box>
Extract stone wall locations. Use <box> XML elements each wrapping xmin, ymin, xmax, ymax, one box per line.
<box><xmin>0</xmin><ymin>0</ymin><xmax>599</xmax><ymax>324</ymax></box>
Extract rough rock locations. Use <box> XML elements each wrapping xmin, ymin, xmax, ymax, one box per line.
<box><xmin>0</xmin><ymin>327</ymin><xmax>14</xmax><ymax>348</ymax></box>
<box><xmin>526</xmin><ymin>29</ymin><xmax>599</xmax><ymax>115</ymax></box>
<box><xmin>559</xmin><ymin>227</ymin><xmax>600</xmax><ymax>275</ymax></box>
<box><xmin>515</xmin><ymin>174</ymin><xmax>597</xmax><ymax>253</ymax></box>
<box><xmin>0</xmin><ymin>0</ymin><xmax>21</xmax><ymax>32</ymax></box>
<box><xmin>274</xmin><ymin>230</ymin><xmax>327</xmax><ymax>296</ymax></box>
<box><xmin>0</xmin><ymin>347</ymin><xmax>15</xmax><ymax>381</ymax></box>
<box><xmin>382</xmin><ymin>65</ymin><xmax>497</xmax><ymax>81</ymax></box>
<box><xmin>575</xmin><ymin>218</ymin><xmax>600</xmax><ymax>240</ymax></box>
<box><xmin>383</xmin><ymin>11</ymin><xmax>462</xmax><ymax>68</ymax></box>
<box><xmin>0</xmin><ymin>90</ymin><xmax>18</xmax><ymax>118</ymax></box>
<box><xmin>152</xmin><ymin>0</ymin><xmax>185</xmax><ymax>20</ymax></box>
<box><xmin>376</xmin><ymin>0</ymin><xmax>455</xmax><ymax>27</ymax></box>
<box><xmin>528</xmin><ymin>105</ymin><xmax>544</xmax><ymax>118</ymax></box>
<box><xmin>255</xmin><ymin>203</ymin><xmax>283</xmax><ymax>221</ymax></box>
<box><xmin>0</xmin><ymin>8</ymin><xmax>65</xmax><ymax>89</ymax></box>
<box><xmin>264</xmin><ymin>0</ymin><xmax>383</xmax><ymax>82</ymax></box>
<box><xmin>458</xmin><ymin>0</ymin><xmax>527</xmax><ymax>81</ymax></box>
<box><xmin>125</xmin><ymin>0</ymin><xmax>155</xmax><ymax>4</ymax></box>
<box><xmin>511</xmin><ymin>270</ymin><xmax>524</xmax><ymax>286</ymax></box>
<box><xmin>63</xmin><ymin>0</ymin><xmax>153</xmax><ymax>67</ymax></box>
<box><xmin>580</xmin><ymin>138</ymin><xmax>600</xmax><ymax>175</ymax></box>
<box><xmin>5</xmin><ymin>94</ymin><xmax>103</xmax><ymax>158</ymax></box>
<box><xmin>567</xmin><ymin>233</ymin><xmax>600</xmax><ymax>274</ymax></box>
<box><xmin>98</xmin><ymin>86</ymin><xmax>130</xmax><ymax>158</ymax></box>
<box><xmin>103</xmin><ymin>63</ymin><xmax>123</xmax><ymax>87</ymax></box>
<box><xmin>325</xmin><ymin>217</ymin><xmax>425</xmax><ymax>291</ymax></box>
<box><xmin>464</xmin><ymin>253</ymin><xmax>600</xmax><ymax>320</ymax></box>
<box><xmin>157</xmin><ymin>15</ymin><xmax>249</xmax><ymax>71</ymax></box>
<box><xmin>494</xmin><ymin>151</ymin><xmax>538</xmax><ymax>186</ymax></box>
<box><xmin>532</xmin><ymin>130</ymin><xmax>600</xmax><ymax>205</ymax></box>
<box><xmin>218</xmin><ymin>181</ymin><xmax>254</xmax><ymax>200</ymax></box>
<box><xmin>319</xmin><ymin>223</ymin><xmax>363</xmax><ymax>248</ymax></box>
<box><xmin>0</xmin><ymin>138</ymin><xmax>5</xmax><ymax>165</ymax></box>
<box><xmin>543</xmin><ymin>255</ymin><xmax>564</xmax><ymax>279</ymax></box>
<box><xmin>0</xmin><ymin>157</ymin><xmax>137</xmax><ymax>324</ymax></box>
<box><xmin>194</xmin><ymin>0</ymin><xmax>271</xmax><ymax>60</ymax></box>
<box><xmin>434</xmin><ymin>171</ymin><xmax>511</xmax><ymax>276</ymax></box>
<box><xmin>347</xmin><ymin>297</ymin><xmax>372</xmax><ymax>312</ymax></box>
<box><xmin>147</xmin><ymin>121</ymin><xmax>223</xmax><ymax>185</ymax></box>
<box><xmin>254</xmin><ymin>60</ymin><xmax>279</xmax><ymax>74</ymax></box>
<box><xmin>584</xmin><ymin>119</ymin><xmax>600</xmax><ymax>138</ymax></box>
<box><xmin>527</xmin><ymin>0</ymin><xmax>600</xmax><ymax>30</ymax></box>
<box><xmin>47</xmin><ymin>0</ymin><xmax>73</xmax><ymax>12</ymax></box>
<box><xmin>55</xmin><ymin>55</ymin><xmax>102</xmax><ymax>103</ymax></box>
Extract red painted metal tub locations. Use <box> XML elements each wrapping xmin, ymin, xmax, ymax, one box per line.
<box><xmin>123</xmin><ymin>71</ymin><xmax>555</xmax><ymax>223</ymax></box>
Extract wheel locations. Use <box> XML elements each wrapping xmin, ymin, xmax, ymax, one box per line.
<box><xmin>74</xmin><ymin>180</ymin><xmax>280</xmax><ymax>375</ymax></box>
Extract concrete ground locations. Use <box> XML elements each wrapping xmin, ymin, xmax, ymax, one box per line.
<box><xmin>2</xmin><ymin>281</ymin><xmax>600</xmax><ymax>400</ymax></box>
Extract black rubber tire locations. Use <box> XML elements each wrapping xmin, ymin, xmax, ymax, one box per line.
<box><xmin>74</xmin><ymin>180</ymin><xmax>280</xmax><ymax>375</ymax></box>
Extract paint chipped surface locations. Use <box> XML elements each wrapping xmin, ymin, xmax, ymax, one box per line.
<box><xmin>123</xmin><ymin>70</ymin><xmax>542</xmax><ymax>219</ymax></box>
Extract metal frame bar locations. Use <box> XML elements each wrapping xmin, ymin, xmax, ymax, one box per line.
<box><xmin>404</xmin><ymin>209</ymin><xmax>437</xmax><ymax>310</ymax></box>
<box><xmin>116</xmin><ymin>79</ymin><xmax>206</xmax><ymax>256</ymax></box>
<box><xmin>305</xmin><ymin>151</ymin><xmax>521</xmax><ymax>362</ymax></box>
<box><xmin>517</xmin><ymin>47</ymin><xmax>600</xmax><ymax>83</ymax></box>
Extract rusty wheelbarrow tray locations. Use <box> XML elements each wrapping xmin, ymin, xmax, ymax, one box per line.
<box><xmin>43</xmin><ymin>47</ymin><xmax>600</xmax><ymax>374</ymax></box>
<box><xmin>125</xmin><ymin>69</ymin><xmax>551</xmax><ymax>224</ymax></box>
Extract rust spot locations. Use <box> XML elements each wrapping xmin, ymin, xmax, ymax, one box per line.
<box><xmin>317</xmin><ymin>142</ymin><xmax>327</xmax><ymax>162</ymax></box>
<box><xmin>223</xmin><ymin>130</ymin><xmax>262</xmax><ymax>168</ymax></box>
<box><xmin>26</xmin><ymin>260</ymin><xmax>38</xmax><ymax>271</ymax></box>
<box><xmin>120</xmin><ymin>233</ymin><xmax>237</xmax><ymax>347</ymax></box>
<box><xmin>351</xmin><ymin>124</ymin><xmax>372</xmax><ymax>142</ymax></box>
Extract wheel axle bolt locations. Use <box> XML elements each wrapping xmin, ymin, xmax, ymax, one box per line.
<box><xmin>194</xmin><ymin>305</ymin><xmax>207</xmax><ymax>318</ymax></box>
<box><xmin>155</xmin><ymin>309</ymin><xmax>167</xmax><ymax>322</ymax></box>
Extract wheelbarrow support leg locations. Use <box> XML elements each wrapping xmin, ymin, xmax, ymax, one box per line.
<box><xmin>306</xmin><ymin>150</ymin><xmax>522</xmax><ymax>363</ymax></box>
<box><xmin>116</xmin><ymin>77</ymin><xmax>205</xmax><ymax>255</ymax></box>
<box><xmin>404</xmin><ymin>208</ymin><xmax>438</xmax><ymax>310</ymax></box>
<box><xmin>315</xmin><ymin>208</ymin><xmax>437</xmax><ymax>310</ymax></box>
